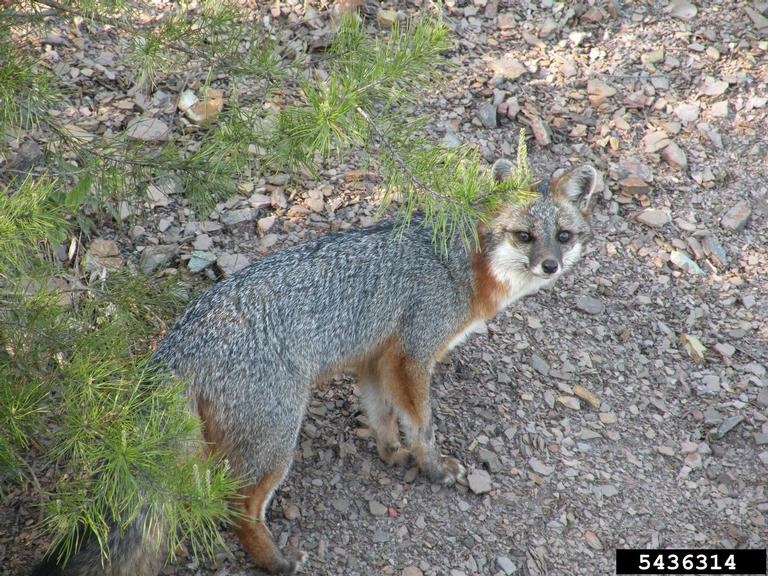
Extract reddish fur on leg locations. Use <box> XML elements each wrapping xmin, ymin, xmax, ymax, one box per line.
<box><xmin>233</xmin><ymin>470</ymin><xmax>305</xmax><ymax>575</ymax></box>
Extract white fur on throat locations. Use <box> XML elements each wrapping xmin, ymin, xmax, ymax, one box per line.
<box><xmin>488</xmin><ymin>242</ymin><xmax>560</xmax><ymax>310</ymax></box>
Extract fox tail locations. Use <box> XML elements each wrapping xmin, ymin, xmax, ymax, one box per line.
<box><xmin>30</xmin><ymin>507</ymin><xmax>167</xmax><ymax>576</ymax></box>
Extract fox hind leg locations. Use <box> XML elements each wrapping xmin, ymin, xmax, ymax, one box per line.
<box><xmin>233</xmin><ymin>465</ymin><xmax>306</xmax><ymax>575</ymax></box>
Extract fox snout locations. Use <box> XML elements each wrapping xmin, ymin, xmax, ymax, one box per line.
<box><xmin>537</xmin><ymin>257</ymin><xmax>560</xmax><ymax>276</ymax></box>
<box><xmin>513</xmin><ymin>240</ymin><xmax>574</xmax><ymax>279</ymax></box>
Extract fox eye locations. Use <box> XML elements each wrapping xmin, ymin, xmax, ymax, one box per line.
<box><xmin>557</xmin><ymin>230</ymin><xmax>572</xmax><ymax>243</ymax></box>
<box><xmin>512</xmin><ymin>231</ymin><xmax>533</xmax><ymax>243</ymax></box>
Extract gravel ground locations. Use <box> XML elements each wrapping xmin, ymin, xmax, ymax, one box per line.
<box><xmin>3</xmin><ymin>1</ymin><xmax>767</xmax><ymax>575</ymax></box>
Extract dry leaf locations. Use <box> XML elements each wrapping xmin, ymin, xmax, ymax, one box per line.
<box><xmin>574</xmin><ymin>385</ymin><xmax>601</xmax><ymax>409</ymax></box>
<box><xmin>681</xmin><ymin>333</ymin><xmax>706</xmax><ymax>364</ymax></box>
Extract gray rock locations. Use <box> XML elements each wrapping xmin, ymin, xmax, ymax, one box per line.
<box><xmin>721</xmin><ymin>200</ymin><xmax>751</xmax><ymax>231</ymax></box>
<box><xmin>528</xmin><ymin>458</ymin><xmax>554</xmax><ymax>476</ymax></box>
<box><xmin>477</xmin><ymin>102</ymin><xmax>498</xmax><ymax>129</ymax></box>
<box><xmin>126</xmin><ymin>117</ymin><xmax>171</xmax><ymax>141</ymax></box>
<box><xmin>478</xmin><ymin>448</ymin><xmax>502</xmax><ymax>473</ymax></box>
<box><xmin>530</xmin><ymin>353</ymin><xmax>550</xmax><ymax>376</ymax></box>
<box><xmin>217</xmin><ymin>252</ymin><xmax>250</xmax><ymax>276</ymax></box>
<box><xmin>489</xmin><ymin>55</ymin><xmax>526</xmax><ymax>81</ymax></box>
<box><xmin>371</xmin><ymin>530</ymin><xmax>391</xmax><ymax>543</ymax></box>
<box><xmin>701</xmin><ymin>234</ymin><xmax>729</xmax><ymax>267</ymax></box>
<box><xmin>757</xmin><ymin>388</ymin><xmax>768</xmax><ymax>408</ymax></box>
<box><xmin>187</xmin><ymin>250</ymin><xmax>217</xmax><ymax>273</ymax></box>
<box><xmin>146</xmin><ymin>183</ymin><xmax>172</xmax><ymax>207</ymax></box>
<box><xmin>221</xmin><ymin>207</ymin><xmax>258</xmax><ymax>227</ymax></box>
<box><xmin>716</xmin><ymin>415</ymin><xmax>744</xmax><ymax>438</ymax></box>
<box><xmin>670</xmin><ymin>250</ymin><xmax>703</xmax><ymax>275</ymax></box>
<box><xmin>661</xmin><ymin>141</ymin><xmax>687</xmax><ymax>170</ymax></box>
<box><xmin>192</xmin><ymin>234</ymin><xmax>214</xmax><ymax>251</ymax></box>
<box><xmin>368</xmin><ymin>500</ymin><xmax>387</xmax><ymax>517</ymax></box>
<box><xmin>139</xmin><ymin>244</ymin><xmax>178</xmax><ymax>273</ymax></box>
<box><xmin>594</xmin><ymin>484</ymin><xmax>619</xmax><ymax>497</ymax></box>
<box><xmin>496</xmin><ymin>555</ymin><xmax>517</xmax><ymax>574</ymax></box>
<box><xmin>575</xmin><ymin>295</ymin><xmax>605</xmax><ymax>315</ymax></box>
<box><xmin>441</xmin><ymin>132</ymin><xmax>462</xmax><ymax>148</ymax></box>
<box><xmin>258</xmin><ymin>216</ymin><xmax>277</xmax><ymax>234</ymax></box>
<box><xmin>467</xmin><ymin>469</ymin><xmax>492</xmax><ymax>494</ymax></box>
<box><xmin>636</xmin><ymin>209</ymin><xmax>671</xmax><ymax>228</ymax></box>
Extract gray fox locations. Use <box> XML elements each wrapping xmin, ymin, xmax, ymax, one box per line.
<box><xmin>32</xmin><ymin>158</ymin><xmax>597</xmax><ymax>575</ymax></box>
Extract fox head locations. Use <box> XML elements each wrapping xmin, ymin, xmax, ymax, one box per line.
<box><xmin>484</xmin><ymin>159</ymin><xmax>598</xmax><ymax>295</ymax></box>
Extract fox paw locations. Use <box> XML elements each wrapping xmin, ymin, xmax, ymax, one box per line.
<box><xmin>273</xmin><ymin>550</ymin><xmax>307</xmax><ymax>574</ymax></box>
<box><xmin>381</xmin><ymin>446</ymin><xmax>414</xmax><ymax>467</ymax></box>
<box><xmin>426</xmin><ymin>455</ymin><xmax>466</xmax><ymax>487</ymax></box>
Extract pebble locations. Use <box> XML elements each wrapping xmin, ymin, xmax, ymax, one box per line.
<box><xmin>249</xmin><ymin>193</ymin><xmax>272</xmax><ymax>209</ymax></box>
<box><xmin>575</xmin><ymin>295</ymin><xmax>605</xmax><ymax>315</ymax></box>
<box><xmin>720</xmin><ymin>200</ymin><xmax>751</xmax><ymax>231</ymax></box>
<box><xmin>713</xmin><ymin>342</ymin><xmax>735</xmax><ymax>359</ymax></box>
<box><xmin>187</xmin><ymin>250</ymin><xmax>216</xmax><ymax>273</ymax></box>
<box><xmin>139</xmin><ymin>244</ymin><xmax>178</xmax><ymax>273</ymax></box>
<box><xmin>478</xmin><ymin>448</ymin><xmax>502</xmax><ymax>473</ymax></box>
<box><xmin>716</xmin><ymin>416</ymin><xmax>744</xmax><ymax>439</ymax></box>
<box><xmin>125</xmin><ymin>117</ymin><xmax>171</xmax><ymax>141</ymax></box>
<box><xmin>587</xmin><ymin>78</ymin><xmax>616</xmax><ymax>107</ymax></box>
<box><xmin>599</xmin><ymin>412</ymin><xmax>617</xmax><ymax>424</ymax></box>
<box><xmin>258</xmin><ymin>216</ymin><xmax>277</xmax><ymax>234</ymax></box>
<box><xmin>557</xmin><ymin>395</ymin><xmax>581</xmax><ymax>410</ymax></box>
<box><xmin>371</xmin><ymin>530</ymin><xmax>391</xmax><ymax>543</ymax></box>
<box><xmin>661</xmin><ymin>141</ymin><xmax>687</xmax><ymax>170</ymax></box>
<box><xmin>477</xmin><ymin>102</ymin><xmax>498</xmax><ymax>129</ymax></box>
<box><xmin>282</xmin><ymin>502</ymin><xmax>301</xmax><ymax>520</ymax></box>
<box><xmin>636</xmin><ymin>209</ymin><xmax>671</xmax><ymax>228</ymax></box>
<box><xmin>701</xmin><ymin>234</ymin><xmax>729</xmax><ymax>267</ymax></box>
<box><xmin>670</xmin><ymin>250</ymin><xmax>703</xmax><ymax>275</ymax></box>
<box><xmin>146</xmin><ymin>184</ymin><xmax>172</xmax><ymax>207</ymax></box>
<box><xmin>222</xmin><ymin>207</ymin><xmax>258</xmax><ymax>226</ymax></box>
<box><xmin>619</xmin><ymin>177</ymin><xmax>650</xmax><ymax>196</ymax></box>
<box><xmin>674</xmin><ymin>102</ymin><xmax>700</xmax><ymax>123</ymax></box>
<box><xmin>669</xmin><ymin>0</ymin><xmax>697</xmax><ymax>21</ymax></box>
<box><xmin>594</xmin><ymin>484</ymin><xmax>619</xmax><ymax>497</ymax></box>
<box><xmin>441</xmin><ymin>132</ymin><xmax>461</xmax><ymax>148</ymax></box>
<box><xmin>496</xmin><ymin>13</ymin><xmax>517</xmax><ymax>30</ymax></box>
<box><xmin>192</xmin><ymin>234</ymin><xmax>213</xmax><ymax>251</ymax></box>
<box><xmin>496</xmin><ymin>555</ymin><xmax>517</xmax><ymax>575</ymax></box>
<box><xmin>368</xmin><ymin>500</ymin><xmax>387</xmax><ymax>517</ymax></box>
<box><xmin>584</xmin><ymin>530</ymin><xmax>603</xmax><ymax>550</ymax></box>
<box><xmin>88</xmin><ymin>238</ymin><xmax>119</xmax><ymax>257</ymax></box>
<box><xmin>217</xmin><ymin>252</ymin><xmax>250</xmax><ymax>276</ymax></box>
<box><xmin>490</xmin><ymin>55</ymin><xmax>527</xmax><ymax>81</ymax></box>
<box><xmin>574</xmin><ymin>385</ymin><xmax>601</xmax><ymax>409</ymax></box>
<box><xmin>642</xmin><ymin>130</ymin><xmax>671</xmax><ymax>153</ymax></box>
<box><xmin>467</xmin><ymin>469</ymin><xmax>492</xmax><ymax>494</ymax></box>
<box><xmin>530</xmin><ymin>353</ymin><xmax>550</xmax><ymax>375</ymax></box>
<box><xmin>703</xmin><ymin>409</ymin><xmax>723</xmax><ymax>425</ymax></box>
<box><xmin>528</xmin><ymin>458</ymin><xmax>554</xmax><ymax>476</ymax></box>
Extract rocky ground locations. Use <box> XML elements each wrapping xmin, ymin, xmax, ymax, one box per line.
<box><xmin>3</xmin><ymin>1</ymin><xmax>767</xmax><ymax>575</ymax></box>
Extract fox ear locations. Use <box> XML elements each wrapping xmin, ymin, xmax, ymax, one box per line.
<box><xmin>554</xmin><ymin>165</ymin><xmax>598</xmax><ymax>214</ymax></box>
<box><xmin>491</xmin><ymin>158</ymin><xmax>514</xmax><ymax>182</ymax></box>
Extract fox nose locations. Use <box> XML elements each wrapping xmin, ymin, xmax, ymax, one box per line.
<box><xmin>541</xmin><ymin>259</ymin><xmax>559</xmax><ymax>275</ymax></box>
